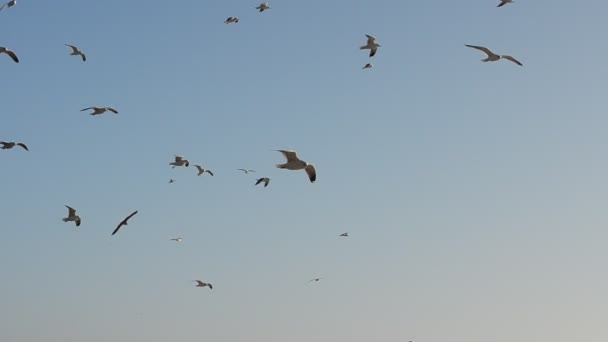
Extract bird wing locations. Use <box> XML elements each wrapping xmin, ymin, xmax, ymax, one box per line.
<box><xmin>174</xmin><ymin>155</ymin><xmax>183</xmax><ymax>162</ymax></box>
<box><xmin>255</xmin><ymin>178</ymin><xmax>264</xmax><ymax>185</ymax></box>
<box><xmin>263</xmin><ymin>178</ymin><xmax>269</xmax><ymax>187</ymax></box>
<box><xmin>195</xmin><ymin>165</ymin><xmax>203</xmax><ymax>172</ymax></box>
<box><xmin>369</xmin><ymin>48</ymin><xmax>377</xmax><ymax>57</ymax></box>
<box><xmin>124</xmin><ymin>210</ymin><xmax>139</xmax><ymax>223</ymax></box>
<box><xmin>107</xmin><ymin>107</ymin><xmax>118</xmax><ymax>113</ymax></box>
<box><xmin>0</xmin><ymin>3</ymin><xmax>6</xmax><ymax>11</ymax></box>
<box><xmin>208</xmin><ymin>284</ymin><xmax>213</xmax><ymax>289</ymax></box>
<box><xmin>305</xmin><ymin>164</ymin><xmax>316</xmax><ymax>183</ymax></box>
<box><xmin>365</xmin><ymin>35</ymin><xmax>376</xmax><ymax>45</ymax></box>
<box><xmin>195</xmin><ymin>280</ymin><xmax>205</xmax><ymax>286</ymax></box>
<box><xmin>16</xmin><ymin>143</ymin><xmax>28</xmax><ymax>151</ymax></box>
<box><xmin>65</xmin><ymin>205</ymin><xmax>76</xmax><ymax>216</ymax></box>
<box><xmin>497</xmin><ymin>1</ymin><xmax>506</xmax><ymax>7</ymax></box>
<box><xmin>465</xmin><ymin>44</ymin><xmax>493</xmax><ymax>57</ymax></box>
<box><xmin>205</xmin><ymin>170</ymin><xmax>214</xmax><ymax>176</ymax></box>
<box><xmin>0</xmin><ymin>141</ymin><xmax>7</xmax><ymax>147</ymax></box>
<box><xmin>65</xmin><ymin>44</ymin><xmax>79</xmax><ymax>53</ymax></box>
<box><xmin>277</xmin><ymin>150</ymin><xmax>299</xmax><ymax>162</ymax></box>
<box><xmin>81</xmin><ymin>107</ymin><xmax>94</xmax><ymax>112</ymax></box>
<box><xmin>238</xmin><ymin>168</ymin><xmax>247</xmax><ymax>172</ymax></box>
<box><xmin>75</xmin><ymin>217</ymin><xmax>81</xmax><ymax>227</ymax></box>
<box><xmin>501</xmin><ymin>55</ymin><xmax>523</xmax><ymax>66</ymax></box>
<box><xmin>111</xmin><ymin>222</ymin><xmax>124</xmax><ymax>236</ymax></box>
<box><xmin>81</xmin><ymin>53</ymin><xmax>86</xmax><ymax>62</ymax></box>
<box><xmin>5</xmin><ymin>49</ymin><xmax>18</xmax><ymax>63</ymax></box>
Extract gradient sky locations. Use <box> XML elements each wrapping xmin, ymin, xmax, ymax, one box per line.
<box><xmin>2</xmin><ymin>0</ymin><xmax>608</xmax><ymax>341</ymax></box>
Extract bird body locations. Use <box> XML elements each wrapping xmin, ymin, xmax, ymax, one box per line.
<box><xmin>256</xmin><ymin>2</ymin><xmax>270</xmax><ymax>12</ymax></box>
<box><xmin>225</xmin><ymin>17</ymin><xmax>239</xmax><ymax>24</ymax></box>
<box><xmin>0</xmin><ymin>141</ymin><xmax>28</xmax><ymax>151</ymax></box>
<box><xmin>66</xmin><ymin>44</ymin><xmax>86</xmax><ymax>62</ymax></box>
<box><xmin>255</xmin><ymin>177</ymin><xmax>270</xmax><ymax>187</ymax></box>
<box><xmin>0</xmin><ymin>47</ymin><xmax>19</xmax><ymax>63</ymax></box>
<box><xmin>275</xmin><ymin>150</ymin><xmax>316</xmax><ymax>183</ymax></box>
<box><xmin>194</xmin><ymin>280</ymin><xmax>213</xmax><ymax>289</ymax></box>
<box><xmin>62</xmin><ymin>205</ymin><xmax>81</xmax><ymax>227</ymax></box>
<box><xmin>81</xmin><ymin>106</ymin><xmax>118</xmax><ymax>115</ymax></box>
<box><xmin>195</xmin><ymin>165</ymin><xmax>214</xmax><ymax>176</ymax></box>
<box><xmin>360</xmin><ymin>35</ymin><xmax>381</xmax><ymax>57</ymax></box>
<box><xmin>111</xmin><ymin>210</ymin><xmax>138</xmax><ymax>236</ymax></box>
<box><xmin>170</xmin><ymin>155</ymin><xmax>190</xmax><ymax>168</ymax></box>
<box><xmin>465</xmin><ymin>44</ymin><xmax>523</xmax><ymax>66</ymax></box>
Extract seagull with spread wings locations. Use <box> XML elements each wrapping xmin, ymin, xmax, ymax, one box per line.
<box><xmin>81</xmin><ymin>106</ymin><xmax>118</xmax><ymax>115</ymax></box>
<box><xmin>62</xmin><ymin>206</ymin><xmax>81</xmax><ymax>227</ymax></box>
<box><xmin>65</xmin><ymin>44</ymin><xmax>86</xmax><ymax>62</ymax></box>
<box><xmin>256</xmin><ymin>2</ymin><xmax>270</xmax><ymax>12</ymax></box>
<box><xmin>360</xmin><ymin>35</ymin><xmax>381</xmax><ymax>57</ymax></box>
<box><xmin>170</xmin><ymin>155</ymin><xmax>190</xmax><ymax>168</ymax></box>
<box><xmin>465</xmin><ymin>44</ymin><xmax>523</xmax><ymax>66</ymax></box>
<box><xmin>275</xmin><ymin>150</ymin><xmax>316</xmax><ymax>183</ymax></box>
<box><xmin>0</xmin><ymin>0</ymin><xmax>16</xmax><ymax>12</ymax></box>
<box><xmin>194</xmin><ymin>280</ymin><xmax>213</xmax><ymax>289</ymax></box>
<box><xmin>237</xmin><ymin>169</ymin><xmax>256</xmax><ymax>174</ymax></box>
<box><xmin>340</xmin><ymin>232</ymin><xmax>349</xmax><ymax>237</ymax></box>
<box><xmin>255</xmin><ymin>177</ymin><xmax>270</xmax><ymax>187</ymax></box>
<box><xmin>0</xmin><ymin>47</ymin><xmax>18</xmax><ymax>63</ymax></box>
<box><xmin>224</xmin><ymin>17</ymin><xmax>239</xmax><ymax>24</ymax></box>
<box><xmin>195</xmin><ymin>165</ymin><xmax>214</xmax><ymax>176</ymax></box>
<box><xmin>111</xmin><ymin>210</ymin><xmax>138</xmax><ymax>236</ymax></box>
<box><xmin>1</xmin><ymin>141</ymin><xmax>28</xmax><ymax>151</ymax></box>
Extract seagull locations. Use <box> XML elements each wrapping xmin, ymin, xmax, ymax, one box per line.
<box><xmin>0</xmin><ymin>0</ymin><xmax>16</xmax><ymax>11</ymax></box>
<box><xmin>237</xmin><ymin>169</ymin><xmax>256</xmax><ymax>174</ymax></box>
<box><xmin>111</xmin><ymin>210</ymin><xmax>138</xmax><ymax>236</ymax></box>
<box><xmin>0</xmin><ymin>47</ymin><xmax>18</xmax><ymax>63</ymax></box>
<box><xmin>308</xmin><ymin>278</ymin><xmax>324</xmax><ymax>283</ymax></box>
<box><xmin>170</xmin><ymin>155</ymin><xmax>190</xmax><ymax>168</ymax></box>
<box><xmin>195</xmin><ymin>165</ymin><xmax>214</xmax><ymax>176</ymax></box>
<box><xmin>65</xmin><ymin>44</ymin><xmax>86</xmax><ymax>62</ymax></box>
<box><xmin>0</xmin><ymin>141</ymin><xmax>28</xmax><ymax>151</ymax></box>
<box><xmin>340</xmin><ymin>232</ymin><xmax>348</xmax><ymax>237</ymax></box>
<box><xmin>224</xmin><ymin>17</ymin><xmax>239</xmax><ymax>24</ymax></box>
<box><xmin>275</xmin><ymin>150</ymin><xmax>316</xmax><ymax>183</ymax></box>
<box><xmin>362</xmin><ymin>63</ymin><xmax>373</xmax><ymax>69</ymax></box>
<box><xmin>497</xmin><ymin>0</ymin><xmax>513</xmax><ymax>7</ymax></box>
<box><xmin>194</xmin><ymin>280</ymin><xmax>213</xmax><ymax>289</ymax></box>
<box><xmin>62</xmin><ymin>205</ymin><xmax>81</xmax><ymax>227</ymax></box>
<box><xmin>256</xmin><ymin>2</ymin><xmax>270</xmax><ymax>12</ymax></box>
<box><xmin>255</xmin><ymin>177</ymin><xmax>270</xmax><ymax>187</ymax></box>
<box><xmin>169</xmin><ymin>179</ymin><xmax>175</xmax><ymax>183</ymax></box>
<box><xmin>170</xmin><ymin>238</ymin><xmax>182</xmax><ymax>242</ymax></box>
<box><xmin>465</xmin><ymin>44</ymin><xmax>523</xmax><ymax>66</ymax></box>
<box><xmin>360</xmin><ymin>34</ymin><xmax>381</xmax><ymax>57</ymax></box>
<box><xmin>81</xmin><ymin>106</ymin><xmax>118</xmax><ymax>115</ymax></box>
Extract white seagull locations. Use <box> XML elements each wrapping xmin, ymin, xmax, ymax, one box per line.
<box><xmin>0</xmin><ymin>47</ymin><xmax>18</xmax><ymax>63</ymax></box>
<box><xmin>224</xmin><ymin>17</ymin><xmax>239</xmax><ymax>24</ymax></box>
<box><xmin>256</xmin><ymin>2</ymin><xmax>270</xmax><ymax>12</ymax></box>
<box><xmin>65</xmin><ymin>44</ymin><xmax>86</xmax><ymax>62</ymax></box>
<box><xmin>465</xmin><ymin>44</ymin><xmax>523</xmax><ymax>66</ymax></box>
<box><xmin>497</xmin><ymin>0</ymin><xmax>513</xmax><ymax>7</ymax></box>
<box><xmin>194</xmin><ymin>280</ymin><xmax>213</xmax><ymax>289</ymax></box>
<box><xmin>170</xmin><ymin>155</ymin><xmax>190</xmax><ymax>168</ymax></box>
<box><xmin>362</xmin><ymin>63</ymin><xmax>373</xmax><ymax>69</ymax></box>
<box><xmin>238</xmin><ymin>168</ymin><xmax>256</xmax><ymax>174</ymax></box>
<box><xmin>195</xmin><ymin>165</ymin><xmax>214</xmax><ymax>176</ymax></box>
<box><xmin>360</xmin><ymin>34</ymin><xmax>381</xmax><ymax>57</ymax></box>
<box><xmin>255</xmin><ymin>177</ymin><xmax>270</xmax><ymax>187</ymax></box>
<box><xmin>0</xmin><ymin>0</ymin><xmax>16</xmax><ymax>11</ymax></box>
<box><xmin>81</xmin><ymin>106</ymin><xmax>119</xmax><ymax>115</ymax></box>
<box><xmin>275</xmin><ymin>150</ymin><xmax>316</xmax><ymax>183</ymax></box>
<box><xmin>1</xmin><ymin>141</ymin><xmax>28</xmax><ymax>151</ymax></box>
<box><xmin>62</xmin><ymin>205</ymin><xmax>81</xmax><ymax>227</ymax></box>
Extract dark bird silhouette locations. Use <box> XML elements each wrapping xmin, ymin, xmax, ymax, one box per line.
<box><xmin>1</xmin><ymin>141</ymin><xmax>28</xmax><ymax>151</ymax></box>
<box><xmin>194</xmin><ymin>280</ymin><xmax>213</xmax><ymax>289</ymax></box>
<box><xmin>340</xmin><ymin>232</ymin><xmax>348</xmax><ymax>237</ymax></box>
<box><xmin>255</xmin><ymin>177</ymin><xmax>270</xmax><ymax>187</ymax></box>
<box><xmin>111</xmin><ymin>210</ymin><xmax>138</xmax><ymax>236</ymax></box>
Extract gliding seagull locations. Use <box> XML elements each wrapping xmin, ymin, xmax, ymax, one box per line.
<box><xmin>62</xmin><ymin>205</ymin><xmax>81</xmax><ymax>227</ymax></box>
<box><xmin>111</xmin><ymin>210</ymin><xmax>138</xmax><ymax>236</ymax></box>
<box><xmin>170</xmin><ymin>155</ymin><xmax>190</xmax><ymax>168</ymax></box>
<box><xmin>255</xmin><ymin>177</ymin><xmax>270</xmax><ymax>187</ymax></box>
<box><xmin>275</xmin><ymin>150</ymin><xmax>316</xmax><ymax>183</ymax></box>
<box><xmin>65</xmin><ymin>44</ymin><xmax>86</xmax><ymax>62</ymax></box>
<box><xmin>195</xmin><ymin>165</ymin><xmax>214</xmax><ymax>176</ymax></box>
<box><xmin>360</xmin><ymin>35</ymin><xmax>381</xmax><ymax>57</ymax></box>
<box><xmin>465</xmin><ymin>44</ymin><xmax>523</xmax><ymax>66</ymax></box>
<box><xmin>1</xmin><ymin>141</ymin><xmax>28</xmax><ymax>151</ymax></box>
<box><xmin>224</xmin><ymin>17</ymin><xmax>239</xmax><ymax>24</ymax></box>
<box><xmin>256</xmin><ymin>2</ymin><xmax>270</xmax><ymax>12</ymax></box>
<box><xmin>237</xmin><ymin>169</ymin><xmax>256</xmax><ymax>174</ymax></box>
<box><xmin>194</xmin><ymin>280</ymin><xmax>213</xmax><ymax>289</ymax></box>
<box><xmin>81</xmin><ymin>106</ymin><xmax>118</xmax><ymax>115</ymax></box>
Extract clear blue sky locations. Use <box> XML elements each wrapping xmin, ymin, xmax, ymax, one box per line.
<box><xmin>2</xmin><ymin>0</ymin><xmax>608</xmax><ymax>341</ymax></box>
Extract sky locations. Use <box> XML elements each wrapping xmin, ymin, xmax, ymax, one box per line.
<box><xmin>2</xmin><ymin>0</ymin><xmax>608</xmax><ymax>341</ymax></box>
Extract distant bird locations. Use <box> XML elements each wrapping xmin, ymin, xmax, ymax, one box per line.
<box><xmin>255</xmin><ymin>177</ymin><xmax>270</xmax><ymax>187</ymax></box>
<box><xmin>111</xmin><ymin>210</ymin><xmax>138</xmax><ymax>236</ymax></box>
<box><xmin>465</xmin><ymin>44</ymin><xmax>523</xmax><ymax>66</ymax></box>
<box><xmin>81</xmin><ymin>106</ymin><xmax>118</xmax><ymax>115</ymax></box>
<box><xmin>360</xmin><ymin>34</ymin><xmax>381</xmax><ymax>57</ymax></box>
<box><xmin>275</xmin><ymin>150</ymin><xmax>316</xmax><ymax>183</ymax></box>
<box><xmin>0</xmin><ymin>0</ymin><xmax>16</xmax><ymax>12</ymax></box>
<box><xmin>169</xmin><ymin>179</ymin><xmax>175</xmax><ymax>183</ymax></box>
<box><xmin>497</xmin><ymin>0</ymin><xmax>513</xmax><ymax>7</ymax></box>
<box><xmin>362</xmin><ymin>63</ymin><xmax>373</xmax><ymax>69</ymax></box>
<box><xmin>65</xmin><ymin>44</ymin><xmax>86</xmax><ymax>62</ymax></box>
<box><xmin>62</xmin><ymin>205</ymin><xmax>81</xmax><ymax>227</ymax></box>
<box><xmin>195</xmin><ymin>165</ymin><xmax>214</xmax><ymax>176</ymax></box>
<box><xmin>170</xmin><ymin>238</ymin><xmax>182</xmax><ymax>242</ymax></box>
<box><xmin>238</xmin><ymin>169</ymin><xmax>256</xmax><ymax>174</ymax></box>
<box><xmin>308</xmin><ymin>278</ymin><xmax>324</xmax><ymax>283</ymax></box>
<box><xmin>0</xmin><ymin>141</ymin><xmax>28</xmax><ymax>151</ymax></box>
<box><xmin>340</xmin><ymin>232</ymin><xmax>348</xmax><ymax>237</ymax></box>
<box><xmin>194</xmin><ymin>280</ymin><xmax>213</xmax><ymax>289</ymax></box>
<box><xmin>170</xmin><ymin>155</ymin><xmax>190</xmax><ymax>168</ymax></box>
<box><xmin>0</xmin><ymin>47</ymin><xmax>18</xmax><ymax>63</ymax></box>
<box><xmin>256</xmin><ymin>2</ymin><xmax>270</xmax><ymax>12</ymax></box>
<box><xmin>224</xmin><ymin>17</ymin><xmax>239</xmax><ymax>24</ymax></box>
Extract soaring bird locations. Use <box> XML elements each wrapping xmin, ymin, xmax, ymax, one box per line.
<box><xmin>362</xmin><ymin>63</ymin><xmax>373</xmax><ymax>69</ymax></box>
<box><xmin>308</xmin><ymin>278</ymin><xmax>324</xmax><ymax>283</ymax></box>
<box><xmin>497</xmin><ymin>0</ymin><xmax>513</xmax><ymax>7</ymax></box>
<box><xmin>0</xmin><ymin>141</ymin><xmax>28</xmax><ymax>151</ymax></box>
<box><xmin>169</xmin><ymin>179</ymin><xmax>175</xmax><ymax>183</ymax></box>
<box><xmin>275</xmin><ymin>150</ymin><xmax>316</xmax><ymax>183</ymax></box>
<box><xmin>170</xmin><ymin>155</ymin><xmax>190</xmax><ymax>168</ymax></box>
<box><xmin>111</xmin><ymin>210</ymin><xmax>138</xmax><ymax>236</ymax></box>
<box><xmin>237</xmin><ymin>169</ymin><xmax>256</xmax><ymax>174</ymax></box>
<box><xmin>194</xmin><ymin>280</ymin><xmax>213</xmax><ymax>289</ymax></box>
<box><xmin>65</xmin><ymin>44</ymin><xmax>86</xmax><ymax>62</ymax></box>
<box><xmin>224</xmin><ymin>17</ymin><xmax>239</xmax><ymax>24</ymax></box>
<box><xmin>465</xmin><ymin>44</ymin><xmax>523</xmax><ymax>66</ymax></box>
<box><xmin>195</xmin><ymin>165</ymin><xmax>214</xmax><ymax>176</ymax></box>
<box><xmin>81</xmin><ymin>106</ymin><xmax>118</xmax><ymax>115</ymax></box>
<box><xmin>0</xmin><ymin>47</ymin><xmax>18</xmax><ymax>63</ymax></box>
<box><xmin>360</xmin><ymin>35</ymin><xmax>381</xmax><ymax>57</ymax></box>
<box><xmin>170</xmin><ymin>238</ymin><xmax>182</xmax><ymax>242</ymax></box>
<box><xmin>255</xmin><ymin>177</ymin><xmax>270</xmax><ymax>187</ymax></box>
<box><xmin>340</xmin><ymin>232</ymin><xmax>348</xmax><ymax>237</ymax></box>
<box><xmin>62</xmin><ymin>205</ymin><xmax>81</xmax><ymax>227</ymax></box>
<box><xmin>0</xmin><ymin>0</ymin><xmax>16</xmax><ymax>12</ymax></box>
<box><xmin>256</xmin><ymin>2</ymin><xmax>270</xmax><ymax>12</ymax></box>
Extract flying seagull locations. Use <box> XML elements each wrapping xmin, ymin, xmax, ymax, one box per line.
<box><xmin>194</xmin><ymin>280</ymin><xmax>213</xmax><ymax>289</ymax></box>
<box><xmin>255</xmin><ymin>177</ymin><xmax>270</xmax><ymax>187</ymax></box>
<box><xmin>65</xmin><ymin>44</ymin><xmax>86</xmax><ymax>62</ymax></box>
<box><xmin>169</xmin><ymin>179</ymin><xmax>175</xmax><ymax>183</ymax></box>
<box><xmin>362</xmin><ymin>63</ymin><xmax>373</xmax><ymax>69</ymax></box>
<box><xmin>497</xmin><ymin>0</ymin><xmax>513</xmax><ymax>7</ymax></box>
<box><xmin>275</xmin><ymin>150</ymin><xmax>316</xmax><ymax>183</ymax></box>
<box><xmin>81</xmin><ymin>106</ymin><xmax>118</xmax><ymax>115</ymax></box>
<box><xmin>0</xmin><ymin>0</ymin><xmax>16</xmax><ymax>11</ymax></box>
<box><xmin>224</xmin><ymin>17</ymin><xmax>239</xmax><ymax>24</ymax></box>
<box><xmin>465</xmin><ymin>44</ymin><xmax>523</xmax><ymax>66</ymax></box>
<box><xmin>170</xmin><ymin>155</ymin><xmax>190</xmax><ymax>168</ymax></box>
<box><xmin>360</xmin><ymin>34</ymin><xmax>381</xmax><ymax>57</ymax></box>
<box><xmin>111</xmin><ymin>210</ymin><xmax>138</xmax><ymax>236</ymax></box>
<box><xmin>0</xmin><ymin>47</ymin><xmax>18</xmax><ymax>63</ymax></box>
<box><xmin>170</xmin><ymin>238</ymin><xmax>182</xmax><ymax>242</ymax></box>
<box><xmin>340</xmin><ymin>232</ymin><xmax>348</xmax><ymax>237</ymax></box>
<box><xmin>195</xmin><ymin>165</ymin><xmax>214</xmax><ymax>176</ymax></box>
<box><xmin>62</xmin><ymin>205</ymin><xmax>81</xmax><ymax>227</ymax></box>
<box><xmin>0</xmin><ymin>141</ymin><xmax>28</xmax><ymax>151</ymax></box>
<box><xmin>238</xmin><ymin>169</ymin><xmax>256</xmax><ymax>174</ymax></box>
<box><xmin>308</xmin><ymin>278</ymin><xmax>324</xmax><ymax>283</ymax></box>
<box><xmin>256</xmin><ymin>2</ymin><xmax>270</xmax><ymax>12</ymax></box>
